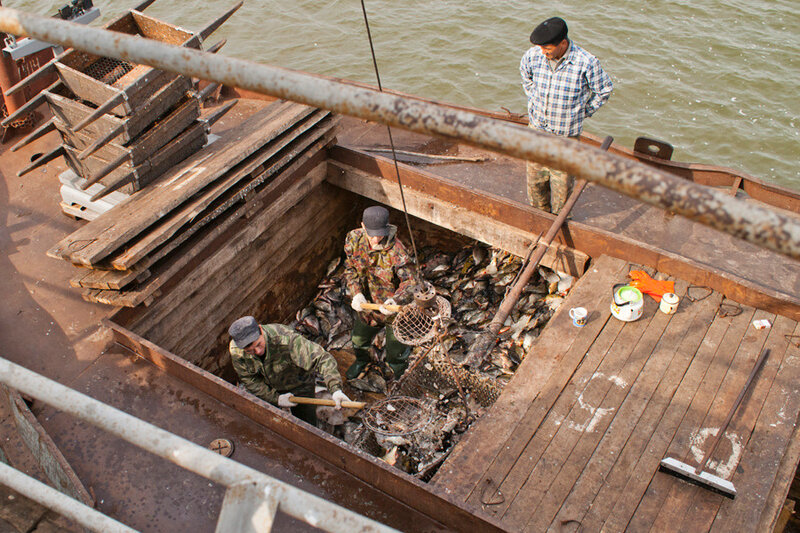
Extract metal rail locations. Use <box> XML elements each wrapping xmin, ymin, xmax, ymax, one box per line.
<box><xmin>0</xmin><ymin>357</ymin><xmax>395</xmax><ymax>533</ymax></box>
<box><xmin>0</xmin><ymin>7</ymin><xmax>799</xmax><ymax>261</ymax></box>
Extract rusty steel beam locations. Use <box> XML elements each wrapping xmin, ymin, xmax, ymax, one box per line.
<box><xmin>0</xmin><ymin>8</ymin><xmax>799</xmax><ymax>260</ymax></box>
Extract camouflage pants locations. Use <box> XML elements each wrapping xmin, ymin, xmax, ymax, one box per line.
<box><xmin>526</xmin><ymin>126</ymin><xmax>575</xmax><ymax>214</ymax></box>
<box><xmin>351</xmin><ymin>316</ymin><xmax>410</xmax><ymax>375</ymax></box>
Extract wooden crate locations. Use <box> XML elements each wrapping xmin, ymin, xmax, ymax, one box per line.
<box><xmin>62</xmin><ymin>121</ymin><xmax>207</xmax><ymax>192</ymax></box>
<box><xmin>45</xmin><ymin>75</ymin><xmax>192</xmax><ymax>143</ymax></box>
<box><xmin>53</xmin><ymin>10</ymin><xmax>196</xmax><ymax>114</ymax></box>
<box><xmin>54</xmin><ymin>96</ymin><xmax>200</xmax><ymax>166</ymax></box>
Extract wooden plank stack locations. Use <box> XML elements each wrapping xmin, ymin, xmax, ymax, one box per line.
<box><xmin>10</xmin><ymin>2</ymin><xmax>243</xmax><ymax>205</ymax></box>
<box><xmin>48</xmin><ymin>100</ymin><xmax>339</xmax><ymax>307</ymax></box>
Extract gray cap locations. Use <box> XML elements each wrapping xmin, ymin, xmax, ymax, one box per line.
<box><xmin>229</xmin><ymin>316</ymin><xmax>260</xmax><ymax>348</ymax></box>
<box><xmin>362</xmin><ymin>206</ymin><xmax>390</xmax><ymax>237</ymax></box>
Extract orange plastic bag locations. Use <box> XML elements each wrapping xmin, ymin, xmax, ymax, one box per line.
<box><xmin>628</xmin><ymin>271</ymin><xmax>674</xmax><ymax>302</ymax></box>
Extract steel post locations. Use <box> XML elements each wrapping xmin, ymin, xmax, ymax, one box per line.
<box><xmin>0</xmin><ymin>7</ymin><xmax>798</xmax><ymax>260</ymax></box>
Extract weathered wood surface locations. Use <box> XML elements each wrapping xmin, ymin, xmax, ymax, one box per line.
<box><xmin>48</xmin><ymin>101</ymin><xmax>312</xmax><ymax>266</ymax></box>
<box><xmin>1</xmin><ymin>385</ymin><xmax>94</xmax><ymax>507</ymax></box>
<box><xmin>55</xmin><ymin>96</ymin><xmax>200</xmax><ymax>165</ymax></box>
<box><xmin>107</xmin><ymin>110</ymin><xmax>334</xmax><ymax>270</ymax></box>
<box><xmin>130</xmin><ymin>10</ymin><xmax>194</xmax><ymax>45</ymax></box>
<box><xmin>330</xmin><ymin>146</ymin><xmax>800</xmax><ymax>321</ymax></box>
<box><xmin>46</xmin><ymin>76</ymin><xmax>191</xmax><ymax>143</ymax></box>
<box><xmin>433</xmin><ymin>256</ymin><xmax>800</xmax><ymax>531</ymax></box>
<box><xmin>83</xmin><ymin>154</ymin><xmax>331</xmax><ymax>307</ymax></box>
<box><xmin>328</xmin><ymin>160</ymin><xmax>589</xmax><ymax>278</ymax></box>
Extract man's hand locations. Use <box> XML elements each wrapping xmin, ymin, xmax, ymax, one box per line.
<box><xmin>277</xmin><ymin>393</ymin><xmax>297</xmax><ymax>408</ymax></box>
<box><xmin>331</xmin><ymin>390</ymin><xmax>351</xmax><ymax>410</ymax></box>
<box><xmin>379</xmin><ymin>297</ymin><xmax>397</xmax><ymax>315</ymax></box>
<box><xmin>351</xmin><ymin>292</ymin><xmax>367</xmax><ymax>312</ymax></box>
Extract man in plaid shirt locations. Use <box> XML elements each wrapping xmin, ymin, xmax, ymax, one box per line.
<box><xmin>520</xmin><ymin>17</ymin><xmax>613</xmax><ymax>213</ymax></box>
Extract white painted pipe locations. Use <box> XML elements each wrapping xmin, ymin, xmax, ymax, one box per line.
<box><xmin>0</xmin><ymin>461</ymin><xmax>137</xmax><ymax>533</ymax></box>
<box><xmin>0</xmin><ymin>357</ymin><xmax>396</xmax><ymax>533</ymax></box>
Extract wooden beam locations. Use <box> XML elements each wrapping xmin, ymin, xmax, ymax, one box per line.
<box><xmin>327</xmin><ymin>161</ymin><xmax>589</xmax><ymax>278</ymax></box>
<box><xmin>329</xmin><ymin>146</ymin><xmax>800</xmax><ymax>321</ymax></box>
<box><xmin>103</xmin><ymin>319</ymin><xmax>507</xmax><ymax>533</ymax></box>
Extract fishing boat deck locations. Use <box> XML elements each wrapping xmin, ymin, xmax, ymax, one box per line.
<box><xmin>335</xmin><ymin>116</ymin><xmax>800</xmax><ymax>316</ymax></box>
<box><xmin>433</xmin><ymin>254</ymin><xmax>800</xmax><ymax>532</ymax></box>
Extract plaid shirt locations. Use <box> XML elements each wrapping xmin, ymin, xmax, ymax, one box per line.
<box><xmin>520</xmin><ymin>41</ymin><xmax>613</xmax><ymax>137</ymax></box>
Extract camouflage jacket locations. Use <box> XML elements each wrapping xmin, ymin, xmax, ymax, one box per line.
<box><xmin>343</xmin><ymin>226</ymin><xmax>415</xmax><ymax>325</ymax></box>
<box><xmin>229</xmin><ymin>324</ymin><xmax>343</xmax><ymax>405</ymax></box>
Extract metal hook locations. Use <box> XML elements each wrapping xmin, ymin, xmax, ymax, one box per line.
<box><xmin>686</xmin><ymin>285</ymin><xmax>713</xmax><ymax>302</ymax></box>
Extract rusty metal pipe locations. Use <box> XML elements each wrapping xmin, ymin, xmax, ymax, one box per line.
<box><xmin>0</xmin><ymin>8</ymin><xmax>799</xmax><ymax>260</ymax></box>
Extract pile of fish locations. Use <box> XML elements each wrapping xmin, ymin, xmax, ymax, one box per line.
<box><xmin>289</xmin><ymin>241</ymin><xmax>573</xmax><ymax>476</ymax></box>
<box><xmin>290</xmin><ymin>242</ymin><xmax>571</xmax><ymax>379</ymax></box>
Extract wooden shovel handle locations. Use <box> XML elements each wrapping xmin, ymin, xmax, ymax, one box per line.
<box><xmin>360</xmin><ymin>302</ymin><xmax>402</xmax><ymax>312</ymax></box>
<box><xmin>288</xmin><ymin>396</ymin><xmax>366</xmax><ymax>409</ymax></box>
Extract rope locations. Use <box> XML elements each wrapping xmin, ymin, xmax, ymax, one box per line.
<box><xmin>359</xmin><ymin>0</ymin><xmax>421</xmax><ymax>283</ymax></box>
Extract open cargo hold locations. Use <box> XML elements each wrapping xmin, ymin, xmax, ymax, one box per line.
<box><xmin>98</xmin><ymin>102</ymin><xmax>596</xmax><ymax>529</ymax></box>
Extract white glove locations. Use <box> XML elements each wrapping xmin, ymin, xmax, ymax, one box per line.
<box><xmin>351</xmin><ymin>292</ymin><xmax>367</xmax><ymax>312</ymax></box>
<box><xmin>379</xmin><ymin>297</ymin><xmax>397</xmax><ymax>315</ymax></box>
<box><xmin>331</xmin><ymin>390</ymin><xmax>351</xmax><ymax>410</ymax></box>
<box><xmin>277</xmin><ymin>393</ymin><xmax>297</xmax><ymax>408</ymax></box>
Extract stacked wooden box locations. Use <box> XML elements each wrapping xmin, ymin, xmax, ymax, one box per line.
<box><xmin>48</xmin><ymin>101</ymin><xmax>339</xmax><ymax>307</ymax></box>
<box><xmin>46</xmin><ymin>10</ymin><xmax>205</xmax><ymax>199</ymax></box>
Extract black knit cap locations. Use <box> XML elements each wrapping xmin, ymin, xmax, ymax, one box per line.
<box><xmin>530</xmin><ymin>17</ymin><xmax>568</xmax><ymax>46</ymax></box>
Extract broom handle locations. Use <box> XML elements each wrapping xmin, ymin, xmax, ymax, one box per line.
<box><xmin>360</xmin><ymin>302</ymin><xmax>402</xmax><ymax>312</ymax></box>
<box><xmin>697</xmin><ymin>348</ymin><xmax>770</xmax><ymax>472</ymax></box>
<box><xmin>288</xmin><ymin>396</ymin><xmax>366</xmax><ymax>409</ymax></box>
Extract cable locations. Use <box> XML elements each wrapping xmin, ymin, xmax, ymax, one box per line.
<box><xmin>359</xmin><ymin>0</ymin><xmax>421</xmax><ymax>283</ymax></box>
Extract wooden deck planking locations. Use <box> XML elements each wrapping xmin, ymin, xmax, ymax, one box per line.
<box><xmin>649</xmin><ymin>307</ymin><xmax>774</xmax><ymax>531</ymax></box>
<box><xmin>432</xmin><ymin>255</ymin><xmax>628</xmax><ymax>500</ymax></box>
<box><xmin>686</xmin><ymin>316</ymin><xmax>797</xmax><ymax>532</ymax></box>
<box><xmin>497</xmin><ymin>279</ymin><xmax>670</xmax><ymax>524</ymax></box>
<box><xmin>434</xmin><ymin>254</ymin><xmax>800</xmax><ymax>532</ymax></box>
<box><xmin>559</xmin><ymin>289</ymin><xmax>723</xmax><ymax>529</ymax></box>
<box><xmin>461</xmin><ymin>259</ymin><xmax>632</xmax><ymax>514</ymax></box>
<box><xmin>598</xmin><ymin>304</ymin><xmax>752</xmax><ymax>531</ymax></box>
<box><xmin>535</xmin><ymin>281</ymin><xmax>720</xmax><ymax>530</ymax></box>
<box><xmin>619</xmin><ymin>305</ymin><xmax>757</xmax><ymax>531</ymax></box>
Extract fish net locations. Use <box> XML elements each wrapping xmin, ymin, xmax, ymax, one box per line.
<box><xmin>391</xmin><ymin>296</ymin><xmax>451</xmax><ymax>346</ymax></box>
<box><xmin>394</xmin><ymin>344</ymin><xmax>501</xmax><ymax>407</ymax></box>
<box><xmin>361</xmin><ymin>397</ymin><xmax>434</xmax><ymax>437</ymax></box>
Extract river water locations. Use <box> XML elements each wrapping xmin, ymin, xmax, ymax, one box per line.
<box><xmin>12</xmin><ymin>0</ymin><xmax>800</xmax><ymax>189</ymax></box>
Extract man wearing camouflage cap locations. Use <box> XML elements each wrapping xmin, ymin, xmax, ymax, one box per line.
<box><xmin>228</xmin><ymin>316</ymin><xmax>350</xmax><ymax>426</ymax></box>
<box><xmin>344</xmin><ymin>206</ymin><xmax>415</xmax><ymax>380</ymax></box>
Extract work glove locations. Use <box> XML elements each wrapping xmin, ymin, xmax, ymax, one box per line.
<box><xmin>629</xmin><ymin>270</ymin><xmax>675</xmax><ymax>302</ymax></box>
<box><xmin>379</xmin><ymin>297</ymin><xmax>397</xmax><ymax>316</ymax></box>
<box><xmin>277</xmin><ymin>393</ymin><xmax>297</xmax><ymax>408</ymax></box>
<box><xmin>351</xmin><ymin>292</ymin><xmax>367</xmax><ymax>312</ymax></box>
<box><xmin>331</xmin><ymin>390</ymin><xmax>351</xmax><ymax>410</ymax></box>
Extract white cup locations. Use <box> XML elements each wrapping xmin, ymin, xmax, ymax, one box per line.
<box><xmin>660</xmin><ymin>293</ymin><xmax>680</xmax><ymax>314</ymax></box>
<box><xmin>569</xmin><ymin>307</ymin><xmax>588</xmax><ymax>327</ymax></box>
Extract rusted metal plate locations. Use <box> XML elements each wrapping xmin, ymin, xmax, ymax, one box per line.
<box><xmin>1</xmin><ymin>385</ymin><xmax>93</xmax><ymax>507</ymax></box>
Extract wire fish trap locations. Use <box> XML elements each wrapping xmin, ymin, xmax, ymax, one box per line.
<box><xmin>392</xmin><ymin>296</ymin><xmax>451</xmax><ymax>346</ymax></box>
<box><xmin>361</xmin><ymin>397</ymin><xmax>434</xmax><ymax>437</ymax></box>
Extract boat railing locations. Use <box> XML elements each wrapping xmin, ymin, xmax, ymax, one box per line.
<box><xmin>0</xmin><ymin>6</ymin><xmax>799</xmax><ymax>262</ymax></box>
<box><xmin>0</xmin><ymin>356</ymin><xmax>397</xmax><ymax>533</ymax></box>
